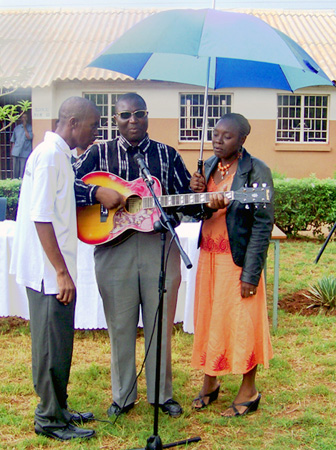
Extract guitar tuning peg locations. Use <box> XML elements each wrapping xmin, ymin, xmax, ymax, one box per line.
<box><xmin>245</xmin><ymin>204</ymin><xmax>250</xmax><ymax>209</ymax></box>
<box><xmin>263</xmin><ymin>203</ymin><xmax>267</xmax><ymax>208</ymax></box>
<box><xmin>252</xmin><ymin>183</ymin><xmax>258</xmax><ymax>188</ymax></box>
<box><xmin>262</xmin><ymin>183</ymin><xmax>267</xmax><ymax>188</ymax></box>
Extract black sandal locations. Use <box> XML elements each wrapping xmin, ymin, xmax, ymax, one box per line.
<box><xmin>221</xmin><ymin>393</ymin><xmax>261</xmax><ymax>417</ymax></box>
<box><xmin>192</xmin><ymin>384</ymin><xmax>220</xmax><ymax>410</ymax></box>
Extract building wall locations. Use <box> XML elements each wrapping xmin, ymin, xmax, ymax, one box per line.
<box><xmin>31</xmin><ymin>86</ymin><xmax>55</xmax><ymax>145</ymax></box>
<box><xmin>149</xmin><ymin>118</ymin><xmax>335</xmax><ymax>178</ymax></box>
<box><xmin>30</xmin><ymin>81</ymin><xmax>336</xmax><ymax>179</ymax></box>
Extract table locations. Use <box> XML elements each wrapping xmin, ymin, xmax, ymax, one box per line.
<box><xmin>75</xmin><ymin>221</ymin><xmax>201</xmax><ymax>331</ymax></box>
<box><xmin>0</xmin><ymin>220</ymin><xmax>200</xmax><ymax>332</ymax></box>
<box><xmin>0</xmin><ymin>220</ymin><xmax>29</xmax><ymax>319</ymax></box>
<box><xmin>0</xmin><ymin>220</ymin><xmax>284</xmax><ymax>331</ymax></box>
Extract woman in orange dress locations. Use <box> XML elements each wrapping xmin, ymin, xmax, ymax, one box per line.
<box><xmin>190</xmin><ymin>113</ymin><xmax>274</xmax><ymax>417</ymax></box>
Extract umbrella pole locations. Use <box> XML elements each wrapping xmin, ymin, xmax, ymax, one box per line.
<box><xmin>198</xmin><ymin>58</ymin><xmax>210</xmax><ymax>174</ymax></box>
<box><xmin>198</xmin><ymin>2</ymin><xmax>215</xmax><ymax>174</ymax></box>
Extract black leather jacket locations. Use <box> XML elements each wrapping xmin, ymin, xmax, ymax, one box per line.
<box><xmin>202</xmin><ymin>147</ymin><xmax>274</xmax><ymax>286</ymax></box>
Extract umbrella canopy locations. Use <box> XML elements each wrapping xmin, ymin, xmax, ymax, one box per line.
<box><xmin>89</xmin><ymin>8</ymin><xmax>333</xmax><ymax>92</ymax></box>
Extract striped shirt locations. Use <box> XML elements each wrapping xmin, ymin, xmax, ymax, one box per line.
<box><xmin>74</xmin><ymin>134</ymin><xmax>192</xmax><ymax>206</ymax></box>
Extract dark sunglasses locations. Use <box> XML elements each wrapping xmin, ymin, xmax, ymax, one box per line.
<box><xmin>115</xmin><ymin>110</ymin><xmax>148</xmax><ymax>120</ymax></box>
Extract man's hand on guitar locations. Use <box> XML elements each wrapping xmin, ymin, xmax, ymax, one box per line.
<box><xmin>96</xmin><ymin>186</ymin><xmax>126</xmax><ymax>210</ymax></box>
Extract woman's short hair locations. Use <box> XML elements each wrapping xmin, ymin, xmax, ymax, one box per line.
<box><xmin>219</xmin><ymin>113</ymin><xmax>251</xmax><ymax>137</ymax></box>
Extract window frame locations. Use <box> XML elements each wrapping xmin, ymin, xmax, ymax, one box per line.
<box><xmin>83</xmin><ymin>92</ymin><xmax>125</xmax><ymax>141</ymax></box>
<box><xmin>276</xmin><ymin>94</ymin><xmax>329</xmax><ymax>144</ymax></box>
<box><xmin>179</xmin><ymin>92</ymin><xmax>232</xmax><ymax>142</ymax></box>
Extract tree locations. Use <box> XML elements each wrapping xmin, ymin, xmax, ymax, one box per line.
<box><xmin>0</xmin><ymin>66</ymin><xmax>33</xmax><ymax>132</ymax></box>
<box><xmin>0</xmin><ymin>99</ymin><xmax>32</xmax><ymax>132</ymax></box>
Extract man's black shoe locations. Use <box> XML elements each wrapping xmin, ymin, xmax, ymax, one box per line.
<box><xmin>35</xmin><ymin>423</ymin><xmax>95</xmax><ymax>440</ymax></box>
<box><xmin>159</xmin><ymin>399</ymin><xmax>183</xmax><ymax>418</ymax></box>
<box><xmin>69</xmin><ymin>411</ymin><xmax>94</xmax><ymax>424</ymax></box>
<box><xmin>107</xmin><ymin>401</ymin><xmax>134</xmax><ymax>417</ymax></box>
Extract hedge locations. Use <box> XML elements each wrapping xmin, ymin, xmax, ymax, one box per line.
<box><xmin>1</xmin><ymin>176</ymin><xmax>336</xmax><ymax>236</ymax></box>
<box><xmin>273</xmin><ymin>177</ymin><xmax>336</xmax><ymax>236</ymax></box>
<box><xmin>0</xmin><ymin>178</ymin><xmax>21</xmax><ymax>221</ymax></box>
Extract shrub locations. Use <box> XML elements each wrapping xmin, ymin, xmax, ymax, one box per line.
<box><xmin>0</xmin><ymin>179</ymin><xmax>21</xmax><ymax>220</ymax></box>
<box><xmin>273</xmin><ymin>177</ymin><xmax>336</xmax><ymax>236</ymax></box>
<box><xmin>272</xmin><ymin>169</ymin><xmax>287</xmax><ymax>180</ymax></box>
<box><xmin>304</xmin><ymin>276</ymin><xmax>336</xmax><ymax>310</ymax></box>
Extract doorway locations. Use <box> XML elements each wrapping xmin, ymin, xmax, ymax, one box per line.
<box><xmin>0</xmin><ymin>88</ymin><xmax>31</xmax><ymax>180</ymax></box>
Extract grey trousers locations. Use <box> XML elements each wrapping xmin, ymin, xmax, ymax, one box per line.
<box><xmin>13</xmin><ymin>156</ymin><xmax>27</xmax><ymax>179</ymax></box>
<box><xmin>94</xmin><ymin>232</ymin><xmax>181</xmax><ymax>407</ymax></box>
<box><xmin>27</xmin><ymin>286</ymin><xmax>75</xmax><ymax>429</ymax></box>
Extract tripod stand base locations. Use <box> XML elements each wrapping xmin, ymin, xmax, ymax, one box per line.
<box><xmin>129</xmin><ymin>435</ymin><xmax>201</xmax><ymax>450</ymax></box>
<box><xmin>146</xmin><ymin>435</ymin><xmax>163</xmax><ymax>449</ymax></box>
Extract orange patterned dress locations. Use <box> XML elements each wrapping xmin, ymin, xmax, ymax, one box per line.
<box><xmin>191</xmin><ymin>174</ymin><xmax>273</xmax><ymax>376</ymax></box>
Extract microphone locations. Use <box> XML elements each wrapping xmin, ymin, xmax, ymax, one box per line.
<box><xmin>134</xmin><ymin>153</ymin><xmax>154</xmax><ymax>185</ymax></box>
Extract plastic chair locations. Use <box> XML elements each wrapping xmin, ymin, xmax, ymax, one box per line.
<box><xmin>0</xmin><ymin>197</ymin><xmax>7</xmax><ymax>221</ymax></box>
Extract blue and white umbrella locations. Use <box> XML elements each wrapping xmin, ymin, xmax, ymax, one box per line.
<box><xmin>89</xmin><ymin>9</ymin><xmax>333</xmax><ymax>164</ymax></box>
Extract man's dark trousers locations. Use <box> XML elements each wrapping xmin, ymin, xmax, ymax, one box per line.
<box><xmin>27</xmin><ymin>286</ymin><xmax>76</xmax><ymax>429</ymax></box>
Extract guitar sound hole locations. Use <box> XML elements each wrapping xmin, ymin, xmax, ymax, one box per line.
<box><xmin>125</xmin><ymin>195</ymin><xmax>142</xmax><ymax>214</ymax></box>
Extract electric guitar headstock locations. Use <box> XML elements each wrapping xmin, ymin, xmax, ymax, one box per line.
<box><xmin>229</xmin><ymin>184</ymin><xmax>271</xmax><ymax>206</ymax></box>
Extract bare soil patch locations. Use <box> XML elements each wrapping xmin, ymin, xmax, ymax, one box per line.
<box><xmin>0</xmin><ymin>316</ymin><xmax>29</xmax><ymax>333</ymax></box>
<box><xmin>279</xmin><ymin>289</ymin><xmax>336</xmax><ymax>316</ymax></box>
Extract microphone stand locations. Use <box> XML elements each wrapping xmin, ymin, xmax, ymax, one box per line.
<box><xmin>315</xmin><ymin>221</ymin><xmax>336</xmax><ymax>263</ymax></box>
<box><xmin>127</xmin><ymin>169</ymin><xmax>201</xmax><ymax>450</ymax></box>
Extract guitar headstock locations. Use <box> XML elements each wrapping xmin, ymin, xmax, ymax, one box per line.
<box><xmin>233</xmin><ymin>184</ymin><xmax>271</xmax><ymax>204</ymax></box>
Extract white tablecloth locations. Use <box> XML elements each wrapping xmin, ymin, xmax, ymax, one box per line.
<box><xmin>0</xmin><ymin>220</ymin><xmax>200</xmax><ymax>333</ymax></box>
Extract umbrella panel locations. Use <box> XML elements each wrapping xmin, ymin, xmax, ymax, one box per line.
<box><xmin>91</xmin><ymin>52</ymin><xmax>332</xmax><ymax>92</ymax></box>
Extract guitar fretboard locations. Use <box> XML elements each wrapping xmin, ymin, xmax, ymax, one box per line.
<box><xmin>142</xmin><ymin>191</ymin><xmax>234</xmax><ymax>208</ymax></box>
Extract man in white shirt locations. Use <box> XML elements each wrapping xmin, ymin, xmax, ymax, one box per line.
<box><xmin>10</xmin><ymin>97</ymin><xmax>123</xmax><ymax>441</ymax></box>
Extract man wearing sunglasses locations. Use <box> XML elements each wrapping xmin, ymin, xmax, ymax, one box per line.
<box><xmin>74</xmin><ymin>93</ymin><xmax>192</xmax><ymax>419</ymax></box>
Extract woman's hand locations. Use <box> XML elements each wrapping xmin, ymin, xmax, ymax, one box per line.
<box><xmin>190</xmin><ymin>172</ymin><xmax>206</xmax><ymax>193</ymax></box>
<box><xmin>208</xmin><ymin>193</ymin><xmax>229</xmax><ymax>210</ymax></box>
<box><xmin>241</xmin><ymin>281</ymin><xmax>257</xmax><ymax>298</ymax></box>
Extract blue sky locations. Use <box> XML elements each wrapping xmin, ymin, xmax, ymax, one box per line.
<box><xmin>1</xmin><ymin>0</ymin><xmax>336</xmax><ymax>9</ymax></box>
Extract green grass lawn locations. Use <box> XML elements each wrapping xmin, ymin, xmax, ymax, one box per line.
<box><xmin>0</xmin><ymin>237</ymin><xmax>335</xmax><ymax>449</ymax></box>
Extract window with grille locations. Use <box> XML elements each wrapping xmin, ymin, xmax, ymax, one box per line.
<box><xmin>180</xmin><ymin>93</ymin><xmax>232</xmax><ymax>141</ymax></box>
<box><xmin>277</xmin><ymin>94</ymin><xmax>329</xmax><ymax>143</ymax></box>
<box><xmin>83</xmin><ymin>93</ymin><xmax>125</xmax><ymax>141</ymax></box>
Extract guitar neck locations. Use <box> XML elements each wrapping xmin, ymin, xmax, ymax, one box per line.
<box><xmin>142</xmin><ymin>191</ymin><xmax>234</xmax><ymax>208</ymax></box>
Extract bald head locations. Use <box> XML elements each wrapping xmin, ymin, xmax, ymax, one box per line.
<box><xmin>58</xmin><ymin>97</ymin><xmax>99</xmax><ymax>125</ymax></box>
<box><xmin>56</xmin><ymin>96</ymin><xmax>100</xmax><ymax>150</ymax></box>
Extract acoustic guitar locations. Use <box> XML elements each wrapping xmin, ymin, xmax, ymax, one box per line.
<box><xmin>77</xmin><ymin>171</ymin><xmax>271</xmax><ymax>245</ymax></box>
